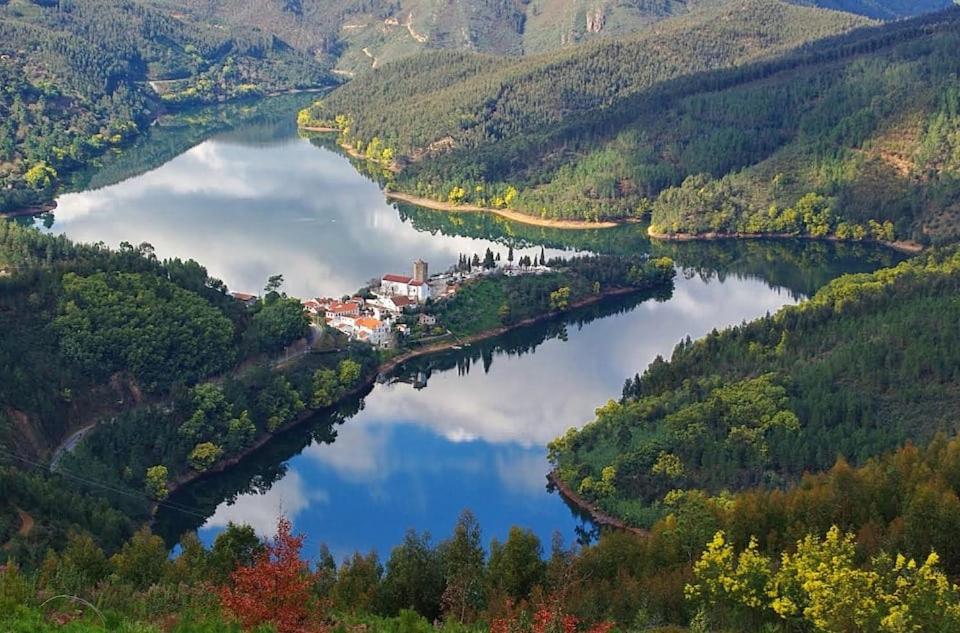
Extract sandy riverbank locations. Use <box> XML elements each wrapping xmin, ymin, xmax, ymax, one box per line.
<box><xmin>386</xmin><ymin>191</ymin><xmax>625</xmax><ymax>230</ymax></box>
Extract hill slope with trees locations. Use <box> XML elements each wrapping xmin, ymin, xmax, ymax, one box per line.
<box><xmin>165</xmin><ymin>0</ymin><xmax>954</xmax><ymax>75</ymax></box>
<box><xmin>302</xmin><ymin>4</ymin><xmax>960</xmax><ymax>245</ymax></box>
<box><xmin>549</xmin><ymin>247</ymin><xmax>960</xmax><ymax>529</ymax></box>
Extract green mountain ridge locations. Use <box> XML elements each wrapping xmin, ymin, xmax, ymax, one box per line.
<box><xmin>303</xmin><ymin>4</ymin><xmax>960</xmax><ymax>244</ymax></box>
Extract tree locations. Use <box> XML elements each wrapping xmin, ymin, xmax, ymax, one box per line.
<box><xmin>24</xmin><ymin>162</ymin><xmax>57</xmax><ymax>189</ymax></box>
<box><xmin>211</xmin><ymin>523</ymin><xmax>265</xmax><ymax>582</ymax></box>
<box><xmin>338</xmin><ymin>358</ymin><xmax>362</xmax><ymax>386</ymax></box>
<box><xmin>488</xmin><ymin>527</ymin><xmax>546</xmax><ymax>601</ymax></box>
<box><xmin>110</xmin><ymin>528</ymin><xmax>170</xmax><ymax>590</ymax></box>
<box><xmin>333</xmin><ymin>551</ymin><xmax>383</xmax><ymax>614</ymax></box>
<box><xmin>145</xmin><ymin>465</ymin><xmax>169</xmax><ymax>500</ymax></box>
<box><xmin>549</xmin><ymin>287</ymin><xmax>571</xmax><ymax>311</ymax></box>
<box><xmin>312</xmin><ymin>368</ymin><xmax>339</xmax><ymax>407</ymax></box>
<box><xmin>264</xmin><ymin>274</ymin><xmax>284</xmax><ymax>297</ymax></box>
<box><xmin>507</xmin><ymin>246</ymin><xmax>514</xmax><ymax>264</ymax></box>
<box><xmin>180</xmin><ymin>383</ymin><xmax>232</xmax><ymax>441</ymax></box>
<box><xmin>225</xmin><ymin>410</ymin><xmax>256</xmax><ymax>452</ymax></box>
<box><xmin>249</xmin><ymin>297</ymin><xmax>309</xmax><ymax>354</ymax></box>
<box><xmin>440</xmin><ymin>510</ymin><xmax>486</xmax><ymax>622</ymax></box>
<box><xmin>189</xmin><ymin>442</ymin><xmax>224</xmax><ymax>471</ymax></box>
<box><xmin>48</xmin><ymin>531</ymin><xmax>110</xmax><ymax>594</ymax></box>
<box><xmin>483</xmin><ymin>248</ymin><xmax>496</xmax><ymax>269</ymax></box>
<box><xmin>220</xmin><ymin>516</ymin><xmax>320</xmax><ymax>633</ymax></box>
<box><xmin>380</xmin><ymin>530</ymin><xmax>445</xmax><ymax>620</ymax></box>
<box><xmin>448</xmin><ymin>186</ymin><xmax>467</xmax><ymax>204</ymax></box>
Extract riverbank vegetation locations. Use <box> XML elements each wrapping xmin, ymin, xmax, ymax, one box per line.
<box><xmin>430</xmin><ymin>255</ymin><xmax>676</xmax><ymax>337</ymax></box>
<box><xmin>550</xmin><ymin>247</ymin><xmax>960</xmax><ymax>530</ymax></box>
<box><xmin>9</xmin><ymin>459</ymin><xmax>960</xmax><ymax>633</ymax></box>
<box><xmin>303</xmin><ymin>3</ymin><xmax>960</xmax><ymax>244</ymax></box>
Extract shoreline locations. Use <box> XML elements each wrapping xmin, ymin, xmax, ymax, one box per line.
<box><xmin>0</xmin><ymin>200</ymin><xmax>57</xmax><ymax>219</ymax></box>
<box><xmin>299</xmin><ymin>128</ymin><xmax>401</xmax><ymax>172</ymax></box>
<box><xmin>647</xmin><ymin>227</ymin><xmax>925</xmax><ymax>254</ymax></box>
<box><xmin>297</xmin><ymin>125</ymin><xmax>624</xmax><ymax>230</ymax></box>
<box><xmin>547</xmin><ymin>470</ymin><xmax>649</xmax><ymax>536</ymax></box>
<box><xmin>156</xmin><ymin>285</ymin><xmax>652</xmax><ymax>509</ymax></box>
<box><xmin>385</xmin><ymin>191</ymin><xmax>625</xmax><ymax>230</ymax></box>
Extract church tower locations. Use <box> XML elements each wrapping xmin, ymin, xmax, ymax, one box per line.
<box><xmin>413</xmin><ymin>259</ymin><xmax>428</xmax><ymax>283</ymax></box>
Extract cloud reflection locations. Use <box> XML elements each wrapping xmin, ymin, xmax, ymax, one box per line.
<box><xmin>204</xmin><ymin>471</ymin><xmax>328</xmax><ymax>537</ymax></box>
<box><xmin>53</xmin><ymin>139</ymin><xmax>570</xmax><ymax>298</ymax></box>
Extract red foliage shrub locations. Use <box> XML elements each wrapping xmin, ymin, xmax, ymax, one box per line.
<box><xmin>219</xmin><ymin>516</ymin><xmax>323</xmax><ymax>633</ymax></box>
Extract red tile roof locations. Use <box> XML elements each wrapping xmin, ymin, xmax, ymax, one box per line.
<box><xmin>327</xmin><ymin>300</ymin><xmax>360</xmax><ymax>314</ymax></box>
<box><xmin>355</xmin><ymin>317</ymin><xmax>383</xmax><ymax>330</ymax></box>
<box><xmin>231</xmin><ymin>292</ymin><xmax>257</xmax><ymax>301</ymax></box>
<box><xmin>383</xmin><ymin>274</ymin><xmax>412</xmax><ymax>283</ymax></box>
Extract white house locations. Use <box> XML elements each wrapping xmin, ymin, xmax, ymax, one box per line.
<box><xmin>381</xmin><ymin>274</ymin><xmax>431</xmax><ymax>303</ymax></box>
<box><xmin>355</xmin><ymin>317</ymin><xmax>392</xmax><ymax>348</ymax></box>
<box><xmin>325</xmin><ymin>300</ymin><xmax>361</xmax><ymax>321</ymax></box>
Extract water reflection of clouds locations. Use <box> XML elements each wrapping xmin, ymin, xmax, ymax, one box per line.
<box><xmin>75</xmin><ymin>126</ymin><xmax>802</xmax><ymax>550</ymax></box>
<box><xmin>53</xmin><ymin>139</ymin><xmax>569</xmax><ymax>298</ymax></box>
<box><xmin>321</xmin><ymin>275</ymin><xmax>798</xmax><ymax>452</ymax></box>
<box><xmin>293</xmin><ymin>274</ymin><xmax>797</xmax><ymax>506</ymax></box>
<box><xmin>204</xmin><ymin>471</ymin><xmax>328</xmax><ymax>537</ymax></box>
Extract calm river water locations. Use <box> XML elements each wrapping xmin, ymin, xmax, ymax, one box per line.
<box><xmin>44</xmin><ymin>97</ymin><xmax>903</xmax><ymax>560</ymax></box>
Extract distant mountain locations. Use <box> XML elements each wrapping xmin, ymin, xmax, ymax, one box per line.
<box><xmin>147</xmin><ymin>0</ymin><xmax>958</xmax><ymax>75</ymax></box>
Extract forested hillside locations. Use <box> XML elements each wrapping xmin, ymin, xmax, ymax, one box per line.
<box><xmin>0</xmin><ymin>0</ymin><xmax>333</xmax><ymax>212</ymax></box>
<box><xmin>306</xmin><ymin>0</ymin><xmax>870</xmax><ymax>155</ymax></box>
<box><xmin>0</xmin><ymin>221</ymin><xmax>331</xmax><ymax>553</ymax></box>
<box><xmin>549</xmin><ymin>247</ymin><xmax>960</xmax><ymax>529</ymax></box>
<box><xmin>9</xmin><ymin>434</ymin><xmax>960</xmax><ymax>632</ymax></box>
<box><xmin>302</xmin><ymin>4</ymin><xmax>960</xmax><ymax>244</ymax></box>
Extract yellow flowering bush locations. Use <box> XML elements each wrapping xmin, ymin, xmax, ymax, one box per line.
<box><xmin>687</xmin><ymin>526</ymin><xmax>960</xmax><ymax>632</ymax></box>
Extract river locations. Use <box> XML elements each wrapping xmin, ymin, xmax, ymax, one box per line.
<box><xmin>38</xmin><ymin>96</ymin><xmax>904</xmax><ymax>560</ymax></box>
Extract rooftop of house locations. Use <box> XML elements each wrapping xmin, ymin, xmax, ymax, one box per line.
<box><xmin>230</xmin><ymin>292</ymin><xmax>257</xmax><ymax>302</ymax></box>
<box><xmin>355</xmin><ymin>317</ymin><xmax>383</xmax><ymax>330</ymax></box>
<box><xmin>383</xmin><ymin>274</ymin><xmax>413</xmax><ymax>284</ymax></box>
<box><xmin>327</xmin><ymin>300</ymin><xmax>361</xmax><ymax>313</ymax></box>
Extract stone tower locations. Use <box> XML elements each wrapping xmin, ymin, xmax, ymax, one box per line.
<box><xmin>413</xmin><ymin>259</ymin><xmax>428</xmax><ymax>283</ymax></box>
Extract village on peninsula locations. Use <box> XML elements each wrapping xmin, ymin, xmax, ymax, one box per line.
<box><xmin>229</xmin><ymin>248</ymin><xmax>554</xmax><ymax>351</ymax></box>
